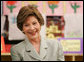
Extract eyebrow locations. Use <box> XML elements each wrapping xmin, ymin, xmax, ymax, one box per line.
<box><xmin>23</xmin><ymin>20</ymin><xmax>37</xmax><ymax>24</ymax></box>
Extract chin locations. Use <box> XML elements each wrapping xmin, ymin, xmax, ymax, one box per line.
<box><xmin>29</xmin><ymin>34</ymin><xmax>38</xmax><ymax>40</ymax></box>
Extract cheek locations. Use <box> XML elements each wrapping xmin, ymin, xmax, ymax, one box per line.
<box><xmin>36</xmin><ymin>24</ymin><xmax>41</xmax><ymax>31</ymax></box>
<box><xmin>22</xmin><ymin>27</ymin><xmax>28</xmax><ymax>32</ymax></box>
<box><xmin>39</xmin><ymin>27</ymin><xmax>41</xmax><ymax>33</ymax></box>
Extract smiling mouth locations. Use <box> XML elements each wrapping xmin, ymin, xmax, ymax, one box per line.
<box><xmin>31</xmin><ymin>32</ymin><xmax>36</xmax><ymax>36</ymax></box>
<box><xmin>28</xmin><ymin>31</ymin><xmax>37</xmax><ymax>36</ymax></box>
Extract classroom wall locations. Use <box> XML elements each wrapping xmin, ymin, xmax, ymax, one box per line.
<box><xmin>3</xmin><ymin>1</ymin><xmax>83</xmax><ymax>15</ymax></box>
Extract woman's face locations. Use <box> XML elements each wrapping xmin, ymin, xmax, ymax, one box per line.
<box><xmin>23</xmin><ymin>16</ymin><xmax>41</xmax><ymax>40</ymax></box>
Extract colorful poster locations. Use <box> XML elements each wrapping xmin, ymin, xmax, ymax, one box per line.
<box><xmin>3</xmin><ymin>1</ymin><xmax>83</xmax><ymax>15</ymax></box>
<box><xmin>46</xmin><ymin>16</ymin><xmax>65</xmax><ymax>39</ymax></box>
<box><xmin>58</xmin><ymin>38</ymin><xmax>83</xmax><ymax>54</ymax></box>
<box><xmin>48</xmin><ymin>1</ymin><xmax>60</xmax><ymax>14</ymax></box>
<box><xmin>6</xmin><ymin>1</ymin><xmax>17</xmax><ymax>13</ymax></box>
<box><xmin>69</xmin><ymin>1</ymin><xmax>83</xmax><ymax>13</ymax></box>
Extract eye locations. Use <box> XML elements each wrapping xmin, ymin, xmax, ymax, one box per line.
<box><xmin>33</xmin><ymin>22</ymin><xmax>37</xmax><ymax>25</ymax></box>
<box><xmin>24</xmin><ymin>24</ymin><xmax>29</xmax><ymax>27</ymax></box>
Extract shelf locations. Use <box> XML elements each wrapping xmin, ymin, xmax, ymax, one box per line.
<box><xmin>65</xmin><ymin>54</ymin><xmax>83</xmax><ymax>56</ymax></box>
<box><xmin>1</xmin><ymin>53</ymin><xmax>11</xmax><ymax>56</ymax></box>
<box><xmin>1</xmin><ymin>53</ymin><xmax>83</xmax><ymax>61</ymax></box>
<box><xmin>1</xmin><ymin>53</ymin><xmax>11</xmax><ymax>61</ymax></box>
<box><xmin>65</xmin><ymin>54</ymin><xmax>83</xmax><ymax>61</ymax></box>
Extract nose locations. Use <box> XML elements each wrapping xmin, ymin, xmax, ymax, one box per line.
<box><xmin>29</xmin><ymin>25</ymin><xmax>35</xmax><ymax>30</ymax></box>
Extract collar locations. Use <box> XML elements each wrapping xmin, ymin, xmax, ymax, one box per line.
<box><xmin>23</xmin><ymin>35</ymin><xmax>48</xmax><ymax>59</ymax></box>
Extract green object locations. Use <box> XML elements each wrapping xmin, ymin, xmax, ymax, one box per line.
<box><xmin>49</xmin><ymin>4</ymin><xmax>58</xmax><ymax>14</ymax></box>
<box><xmin>71</xmin><ymin>3</ymin><xmax>80</xmax><ymax>13</ymax></box>
<box><xmin>7</xmin><ymin>5</ymin><xmax>16</xmax><ymax>13</ymax></box>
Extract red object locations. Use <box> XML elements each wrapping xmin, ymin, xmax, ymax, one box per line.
<box><xmin>5</xmin><ymin>44</ymin><xmax>11</xmax><ymax>53</ymax></box>
<box><xmin>7</xmin><ymin>1</ymin><xmax>16</xmax><ymax>5</ymax></box>
<box><xmin>1</xmin><ymin>36</ymin><xmax>6</xmax><ymax>53</ymax></box>
<box><xmin>61</xmin><ymin>33</ymin><xmax>64</xmax><ymax>37</ymax></box>
<box><xmin>48</xmin><ymin>1</ymin><xmax>59</xmax><ymax>5</ymax></box>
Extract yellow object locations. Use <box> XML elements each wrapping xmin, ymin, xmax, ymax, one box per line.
<box><xmin>43</xmin><ymin>1</ymin><xmax>46</xmax><ymax>14</ymax></box>
<box><xmin>46</xmin><ymin>28</ymin><xmax>51</xmax><ymax>34</ymax></box>
<box><xmin>22</xmin><ymin>1</ymin><xmax>25</xmax><ymax>7</ymax></box>
<box><xmin>56</xmin><ymin>30</ymin><xmax>62</xmax><ymax>33</ymax></box>
<box><xmin>47</xmin><ymin>33</ymin><xmax>55</xmax><ymax>39</ymax></box>
<box><xmin>28</xmin><ymin>1</ymin><xmax>38</xmax><ymax>5</ymax></box>
<box><xmin>61</xmin><ymin>39</ymin><xmax>81</xmax><ymax>51</ymax></box>
<box><xmin>63</xmin><ymin>1</ymin><xmax>66</xmax><ymax>14</ymax></box>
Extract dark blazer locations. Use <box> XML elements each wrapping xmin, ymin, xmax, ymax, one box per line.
<box><xmin>11</xmin><ymin>36</ymin><xmax>65</xmax><ymax>61</ymax></box>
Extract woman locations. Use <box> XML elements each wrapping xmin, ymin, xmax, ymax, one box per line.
<box><xmin>11</xmin><ymin>5</ymin><xmax>65</xmax><ymax>61</ymax></box>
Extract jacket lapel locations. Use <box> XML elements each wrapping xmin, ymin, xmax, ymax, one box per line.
<box><xmin>24</xmin><ymin>37</ymin><xmax>41</xmax><ymax>60</ymax></box>
<box><xmin>39</xmin><ymin>37</ymin><xmax>48</xmax><ymax>59</ymax></box>
<box><xmin>24</xmin><ymin>36</ymin><xmax>48</xmax><ymax>60</ymax></box>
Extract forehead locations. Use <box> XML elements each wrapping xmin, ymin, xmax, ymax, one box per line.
<box><xmin>24</xmin><ymin>16</ymin><xmax>38</xmax><ymax>23</ymax></box>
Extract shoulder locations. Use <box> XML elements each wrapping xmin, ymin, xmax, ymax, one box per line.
<box><xmin>45</xmin><ymin>39</ymin><xmax>61</xmax><ymax>48</ymax></box>
<box><xmin>11</xmin><ymin>40</ymin><xmax>25</xmax><ymax>52</ymax></box>
<box><xmin>46</xmin><ymin>39</ymin><xmax>60</xmax><ymax>45</ymax></box>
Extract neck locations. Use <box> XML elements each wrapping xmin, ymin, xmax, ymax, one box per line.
<box><xmin>28</xmin><ymin>35</ymin><xmax>41</xmax><ymax>45</ymax></box>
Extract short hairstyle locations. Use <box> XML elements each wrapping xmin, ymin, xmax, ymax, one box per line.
<box><xmin>17</xmin><ymin>5</ymin><xmax>44</xmax><ymax>31</ymax></box>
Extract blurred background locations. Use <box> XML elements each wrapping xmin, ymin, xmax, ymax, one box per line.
<box><xmin>1</xmin><ymin>1</ymin><xmax>83</xmax><ymax>61</ymax></box>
